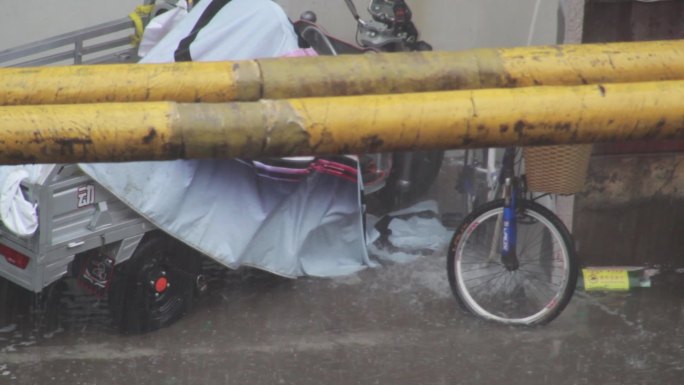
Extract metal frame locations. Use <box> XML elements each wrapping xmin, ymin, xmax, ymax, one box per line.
<box><xmin>0</xmin><ymin>0</ymin><xmax>158</xmax><ymax>67</ymax></box>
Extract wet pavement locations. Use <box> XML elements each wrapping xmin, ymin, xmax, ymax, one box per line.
<box><xmin>2</xmin><ymin>155</ymin><xmax>684</xmax><ymax>384</ymax></box>
<box><xmin>2</xmin><ymin>254</ymin><xmax>684</xmax><ymax>385</ymax></box>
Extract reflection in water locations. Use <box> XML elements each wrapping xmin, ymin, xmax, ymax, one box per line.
<box><xmin>1</xmin><ymin>259</ymin><xmax>684</xmax><ymax>384</ymax></box>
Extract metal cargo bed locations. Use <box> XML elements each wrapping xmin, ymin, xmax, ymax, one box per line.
<box><xmin>0</xmin><ymin>164</ymin><xmax>154</xmax><ymax>292</ymax></box>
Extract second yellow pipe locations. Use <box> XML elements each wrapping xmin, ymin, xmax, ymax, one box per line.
<box><xmin>0</xmin><ymin>80</ymin><xmax>682</xmax><ymax>164</ymax></box>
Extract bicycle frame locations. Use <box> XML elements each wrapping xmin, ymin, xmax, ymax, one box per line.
<box><xmin>501</xmin><ymin>177</ymin><xmax>519</xmax><ymax>270</ymax></box>
<box><xmin>486</xmin><ymin>147</ymin><xmax>521</xmax><ymax>269</ymax></box>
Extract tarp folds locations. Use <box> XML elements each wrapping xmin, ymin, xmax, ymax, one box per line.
<box><xmin>80</xmin><ymin>158</ymin><xmax>373</xmax><ymax>278</ymax></box>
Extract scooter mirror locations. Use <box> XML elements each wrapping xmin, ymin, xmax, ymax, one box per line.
<box><xmin>343</xmin><ymin>0</ymin><xmax>361</xmax><ymax>21</ymax></box>
<box><xmin>300</xmin><ymin>11</ymin><xmax>317</xmax><ymax>23</ymax></box>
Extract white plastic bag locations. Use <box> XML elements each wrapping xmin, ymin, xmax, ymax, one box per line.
<box><xmin>0</xmin><ymin>169</ymin><xmax>38</xmax><ymax>237</ymax></box>
<box><xmin>140</xmin><ymin>0</ymin><xmax>299</xmax><ymax>63</ymax></box>
<box><xmin>138</xmin><ymin>1</ymin><xmax>190</xmax><ymax>58</ymax></box>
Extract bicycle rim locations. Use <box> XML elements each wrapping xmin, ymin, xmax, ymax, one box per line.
<box><xmin>448</xmin><ymin>200</ymin><xmax>577</xmax><ymax>325</ymax></box>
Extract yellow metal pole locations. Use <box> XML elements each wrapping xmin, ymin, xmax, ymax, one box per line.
<box><xmin>0</xmin><ymin>61</ymin><xmax>262</xmax><ymax>106</ymax></box>
<box><xmin>0</xmin><ymin>80</ymin><xmax>683</xmax><ymax>164</ymax></box>
<box><xmin>260</xmin><ymin>39</ymin><xmax>684</xmax><ymax>98</ymax></box>
<box><xmin>1</xmin><ymin>40</ymin><xmax>684</xmax><ymax>105</ymax></box>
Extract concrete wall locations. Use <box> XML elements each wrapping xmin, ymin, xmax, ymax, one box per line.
<box><xmin>573</xmin><ymin>0</ymin><xmax>684</xmax><ymax>268</ymax></box>
<box><xmin>1</xmin><ymin>0</ymin><xmax>561</xmax><ymax>52</ymax></box>
<box><xmin>411</xmin><ymin>0</ymin><xmax>560</xmax><ymax>49</ymax></box>
<box><xmin>575</xmin><ymin>154</ymin><xmax>684</xmax><ymax>267</ymax></box>
<box><xmin>583</xmin><ymin>0</ymin><xmax>684</xmax><ymax>43</ymax></box>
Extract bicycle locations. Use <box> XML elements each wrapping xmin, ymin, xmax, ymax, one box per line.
<box><xmin>447</xmin><ymin>147</ymin><xmax>578</xmax><ymax>325</ymax></box>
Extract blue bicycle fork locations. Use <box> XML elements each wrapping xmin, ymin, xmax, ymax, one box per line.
<box><xmin>501</xmin><ymin>173</ymin><xmax>520</xmax><ymax>271</ymax></box>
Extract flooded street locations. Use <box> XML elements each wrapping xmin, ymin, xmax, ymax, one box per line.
<box><xmin>2</xmin><ymin>156</ymin><xmax>684</xmax><ymax>385</ymax></box>
<box><xmin>2</xmin><ymin>253</ymin><xmax>684</xmax><ymax>385</ymax></box>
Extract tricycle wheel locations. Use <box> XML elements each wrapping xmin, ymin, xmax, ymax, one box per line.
<box><xmin>110</xmin><ymin>233</ymin><xmax>200</xmax><ymax>333</ymax></box>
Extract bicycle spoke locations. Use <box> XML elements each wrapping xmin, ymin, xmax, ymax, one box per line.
<box><xmin>518</xmin><ymin>260</ymin><xmax>565</xmax><ymax>267</ymax></box>
<box><xmin>518</xmin><ymin>216</ymin><xmax>536</xmax><ymax>257</ymax></box>
<box><xmin>516</xmin><ymin>275</ymin><xmax>561</xmax><ymax>308</ymax></box>
<box><xmin>459</xmin><ymin>260</ymin><xmax>503</xmax><ymax>266</ymax></box>
<box><xmin>465</xmin><ymin>269</ymin><xmax>509</xmax><ymax>292</ymax></box>
<box><xmin>465</xmin><ymin>272</ymin><xmax>512</xmax><ymax>299</ymax></box>
<box><xmin>518</xmin><ymin>240</ymin><xmax>565</xmax><ymax>266</ymax></box>
<box><xmin>502</xmin><ymin>273</ymin><xmax>537</xmax><ymax>313</ymax></box>
<box><xmin>497</xmin><ymin>273</ymin><xmax>535</xmax><ymax>318</ymax></box>
<box><xmin>517</xmin><ymin>236</ymin><xmax>545</xmax><ymax>258</ymax></box>
<box><xmin>517</xmin><ymin>231</ymin><xmax>550</xmax><ymax>260</ymax></box>
<box><xmin>525</xmin><ymin>280</ymin><xmax>556</xmax><ymax>310</ymax></box>
<box><xmin>517</xmin><ymin>267</ymin><xmax>566</xmax><ymax>280</ymax></box>
<box><xmin>461</xmin><ymin>267</ymin><xmax>503</xmax><ymax>276</ymax></box>
<box><xmin>478</xmin><ymin>274</ymin><xmax>509</xmax><ymax>315</ymax></box>
<box><xmin>517</xmin><ymin>269</ymin><xmax>563</xmax><ymax>289</ymax></box>
<box><xmin>462</xmin><ymin>269</ymin><xmax>508</xmax><ymax>283</ymax></box>
<box><xmin>477</xmin><ymin>271</ymin><xmax>514</xmax><ymax>311</ymax></box>
<box><xmin>520</xmin><ymin>273</ymin><xmax>555</xmax><ymax>304</ymax></box>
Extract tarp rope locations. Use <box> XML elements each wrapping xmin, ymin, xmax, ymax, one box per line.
<box><xmin>129</xmin><ymin>4</ymin><xmax>156</xmax><ymax>47</ymax></box>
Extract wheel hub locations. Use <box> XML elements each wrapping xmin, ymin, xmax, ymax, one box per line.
<box><xmin>154</xmin><ymin>277</ymin><xmax>169</xmax><ymax>293</ymax></box>
<box><xmin>501</xmin><ymin>254</ymin><xmax>519</xmax><ymax>271</ymax></box>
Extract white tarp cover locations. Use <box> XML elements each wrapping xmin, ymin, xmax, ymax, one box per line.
<box><xmin>0</xmin><ymin>165</ymin><xmax>52</xmax><ymax>238</ymax></box>
<box><xmin>139</xmin><ymin>0</ymin><xmax>300</xmax><ymax>62</ymax></box>
<box><xmin>0</xmin><ymin>169</ymin><xmax>38</xmax><ymax>237</ymax></box>
<box><xmin>0</xmin><ymin>0</ymin><xmax>373</xmax><ymax>278</ymax></box>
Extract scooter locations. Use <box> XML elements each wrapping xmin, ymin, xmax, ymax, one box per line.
<box><xmin>294</xmin><ymin>0</ymin><xmax>444</xmax><ymax>211</ymax></box>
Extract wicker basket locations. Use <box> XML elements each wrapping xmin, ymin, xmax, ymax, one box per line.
<box><xmin>523</xmin><ymin>144</ymin><xmax>592</xmax><ymax>194</ymax></box>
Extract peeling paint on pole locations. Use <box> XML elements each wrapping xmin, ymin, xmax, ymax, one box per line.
<box><xmin>0</xmin><ymin>61</ymin><xmax>262</xmax><ymax>106</ymax></box>
<box><xmin>1</xmin><ymin>80</ymin><xmax>684</xmax><ymax>164</ymax></box>
<box><xmin>1</xmin><ymin>40</ymin><xmax>684</xmax><ymax>105</ymax></box>
<box><xmin>0</xmin><ymin>102</ymin><xmax>178</xmax><ymax>163</ymax></box>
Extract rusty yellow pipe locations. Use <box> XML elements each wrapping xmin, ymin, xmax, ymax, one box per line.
<box><xmin>0</xmin><ymin>61</ymin><xmax>262</xmax><ymax>106</ymax></box>
<box><xmin>2</xmin><ymin>39</ymin><xmax>684</xmax><ymax>105</ymax></box>
<box><xmin>0</xmin><ymin>80</ymin><xmax>683</xmax><ymax>164</ymax></box>
<box><xmin>261</xmin><ymin>39</ymin><xmax>684</xmax><ymax>98</ymax></box>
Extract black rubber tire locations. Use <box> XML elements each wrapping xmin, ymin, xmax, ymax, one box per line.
<box><xmin>447</xmin><ymin>199</ymin><xmax>578</xmax><ymax>326</ymax></box>
<box><xmin>377</xmin><ymin>150</ymin><xmax>444</xmax><ymax>211</ymax></box>
<box><xmin>110</xmin><ymin>233</ymin><xmax>200</xmax><ymax>334</ymax></box>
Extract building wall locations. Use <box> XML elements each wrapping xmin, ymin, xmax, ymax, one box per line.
<box><xmin>583</xmin><ymin>0</ymin><xmax>684</xmax><ymax>43</ymax></box>
<box><xmin>573</xmin><ymin>0</ymin><xmax>684</xmax><ymax>268</ymax></box>
<box><xmin>1</xmin><ymin>0</ymin><xmax>561</xmax><ymax>52</ymax></box>
<box><xmin>575</xmin><ymin>154</ymin><xmax>684</xmax><ymax>267</ymax></box>
<box><xmin>412</xmin><ymin>0</ymin><xmax>560</xmax><ymax>49</ymax></box>
<box><xmin>0</xmin><ymin>0</ymin><xmax>142</xmax><ymax>50</ymax></box>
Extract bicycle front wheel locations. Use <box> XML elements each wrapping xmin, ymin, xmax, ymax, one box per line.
<box><xmin>447</xmin><ymin>199</ymin><xmax>578</xmax><ymax>325</ymax></box>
